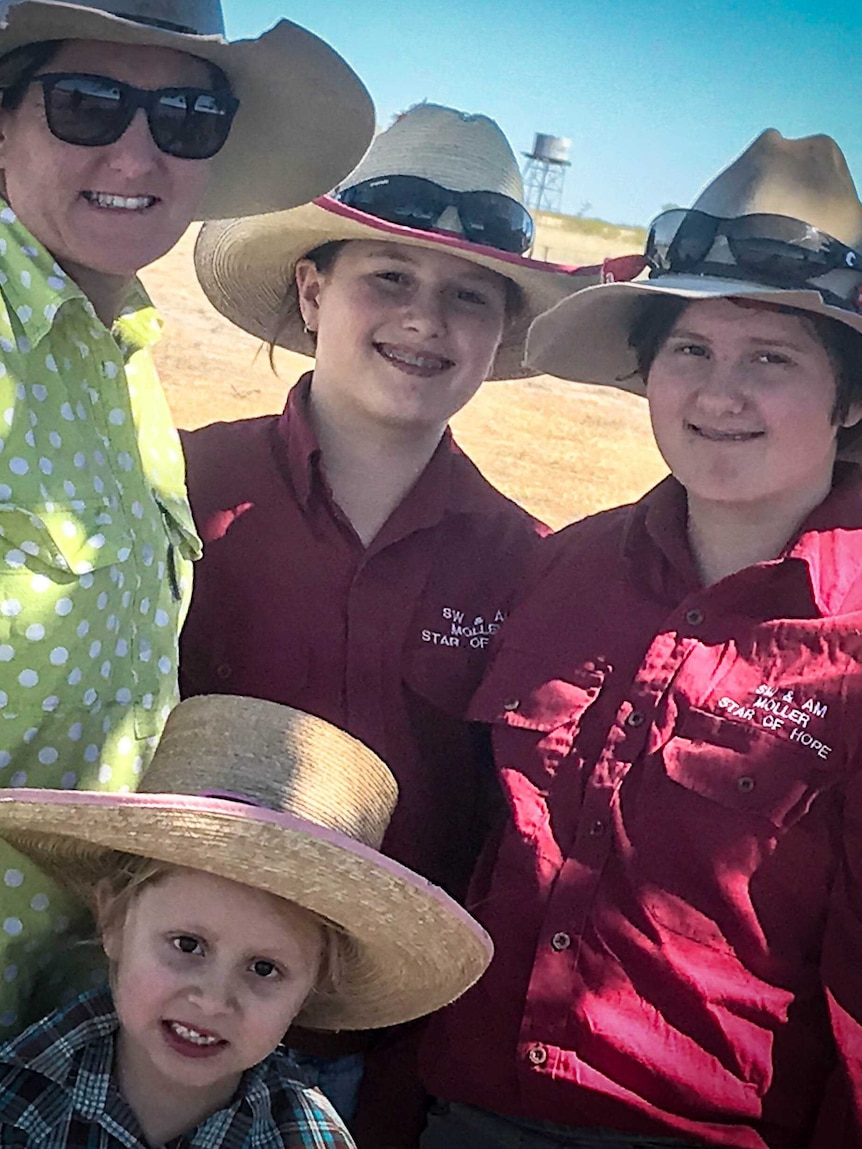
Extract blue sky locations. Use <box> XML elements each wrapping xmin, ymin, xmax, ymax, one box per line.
<box><xmin>227</xmin><ymin>1</ymin><xmax>859</xmax><ymax>228</ymax></box>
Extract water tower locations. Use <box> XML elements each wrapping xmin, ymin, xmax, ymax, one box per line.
<box><xmin>522</xmin><ymin>133</ymin><xmax>571</xmax><ymax>214</ymax></box>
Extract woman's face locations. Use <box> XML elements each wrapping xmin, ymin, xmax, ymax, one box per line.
<box><xmin>296</xmin><ymin>239</ymin><xmax>509</xmax><ymax>437</ymax></box>
<box><xmin>646</xmin><ymin>297</ymin><xmax>862</xmax><ymax>515</ymax></box>
<box><xmin>0</xmin><ymin>39</ymin><xmax>217</xmax><ymax>282</ymax></box>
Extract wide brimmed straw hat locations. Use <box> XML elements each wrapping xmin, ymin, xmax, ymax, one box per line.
<box><xmin>0</xmin><ymin>695</ymin><xmax>492</xmax><ymax>1031</ymax></box>
<box><xmin>0</xmin><ymin>0</ymin><xmax>375</xmax><ymax>219</ymax></box>
<box><xmin>527</xmin><ymin>129</ymin><xmax>862</xmax><ymax>391</ymax></box>
<box><xmin>194</xmin><ymin>102</ymin><xmax>599</xmax><ymax>380</ymax></box>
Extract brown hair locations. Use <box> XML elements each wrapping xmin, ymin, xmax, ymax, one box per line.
<box><xmin>627</xmin><ymin>294</ymin><xmax>862</xmax><ymax>431</ymax></box>
<box><xmin>95</xmin><ymin>855</ymin><xmax>353</xmax><ymax>1000</ymax></box>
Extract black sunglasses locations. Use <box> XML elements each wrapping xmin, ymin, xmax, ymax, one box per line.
<box><xmin>334</xmin><ymin>175</ymin><xmax>535</xmax><ymax>254</ymax></box>
<box><xmin>646</xmin><ymin>208</ymin><xmax>862</xmax><ymax>304</ymax></box>
<box><xmin>34</xmin><ymin>72</ymin><xmax>239</xmax><ymax>160</ymax></box>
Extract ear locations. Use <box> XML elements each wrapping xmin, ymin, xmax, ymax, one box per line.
<box><xmin>294</xmin><ymin>258</ymin><xmax>324</xmax><ymax>334</ymax></box>
<box><xmin>841</xmin><ymin>400</ymin><xmax>862</xmax><ymax>430</ymax></box>
<box><xmin>93</xmin><ymin>879</ymin><xmax>123</xmax><ymax>961</ymax></box>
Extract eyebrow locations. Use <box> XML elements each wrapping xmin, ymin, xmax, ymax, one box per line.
<box><xmin>362</xmin><ymin>245</ymin><xmax>498</xmax><ymax>284</ymax></box>
<box><xmin>668</xmin><ymin>328</ymin><xmax>813</xmax><ymax>354</ymax></box>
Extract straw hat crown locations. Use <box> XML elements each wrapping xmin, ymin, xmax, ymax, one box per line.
<box><xmin>341</xmin><ymin>102</ymin><xmax>525</xmax><ymax>202</ymax></box>
<box><xmin>694</xmin><ymin>128</ymin><xmax>862</xmax><ymax>248</ymax></box>
<box><xmin>139</xmin><ymin>696</ymin><xmax>397</xmax><ymax>850</ymax></box>
<box><xmin>35</xmin><ymin>0</ymin><xmax>226</xmax><ymax>33</ymax></box>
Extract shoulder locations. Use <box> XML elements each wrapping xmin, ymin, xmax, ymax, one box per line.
<box><xmin>180</xmin><ymin>415</ymin><xmax>282</xmax><ymax>521</ymax></box>
<box><xmin>445</xmin><ymin>445</ymin><xmax>548</xmax><ymax>539</ymax></box>
<box><xmin>255</xmin><ymin>1052</ymin><xmax>355</xmax><ymax>1146</ymax></box>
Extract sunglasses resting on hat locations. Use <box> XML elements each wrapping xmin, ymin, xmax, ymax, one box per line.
<box><xmin>646</xmin><ymin>208</ymin><xmax>862</xmax><ymax>310</ymax></box>
<box><xmin>334</xmin><ymin>174</ymin><xmax>535</xmax><ymax>254</ymax></box>
<box><xmin>33</xmin><ymin>71</ymin><xmax>239</xmax><ymax>159</ymax></box>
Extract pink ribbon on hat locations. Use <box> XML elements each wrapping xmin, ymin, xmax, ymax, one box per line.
<box><xmin>601</xmin><ymin>254</ymin><xmax>647</xmax><ymax>284</ymax></box>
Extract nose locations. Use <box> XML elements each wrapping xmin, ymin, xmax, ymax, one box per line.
<box><xmin>691</xmin><ymin>358</ymin><xmax>748</xmax><ymax>415</ymax></box>
<box><xmin>186</xmin><ymin>966</ymin><xmax>237</xmax><ymax>1016</ymax></box>
<box><xmin>401</xmin><ymin>283</ymin><xmax>447</xmax><ymax>339</ymax></box>
<box><xmin>103</xmin><ymin>107</ymin><xmax>162</xmax><ymax>175</ymax></box>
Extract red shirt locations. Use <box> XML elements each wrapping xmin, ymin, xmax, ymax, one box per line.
<box><xmin>180</xmin><ymin>375</ymin><xmax>546</xmax><ymax>897</ymax></box>
<box><xmin>421</xmin><ymin>469</ymin><xmax>862</xmax><ymax>1149</ymax></box>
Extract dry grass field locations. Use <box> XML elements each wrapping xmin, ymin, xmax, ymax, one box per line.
<box><xmin>141</xmin><ymin>222</ymin><xmax>666</xmax><ymax>531</ymax></box>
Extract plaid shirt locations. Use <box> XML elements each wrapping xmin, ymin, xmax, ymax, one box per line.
<box><xmin>0</xmin><ymin>988</ymin><xmax>355</xmax><ymax>1149</ymax></box>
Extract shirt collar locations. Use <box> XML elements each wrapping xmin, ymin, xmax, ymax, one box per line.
<box><xmin>275</xmin><ymin>373</ymin><xmax>482</xmax><ymax>541</ymax></box>
<box><xmin>0</xmin><ymin>200</ymin><xmax>161</xmax><ymax>350</ymax></box>
<box><xmin>623</xmin><ymin>465</ymin><xmax>862</xmax><ymax>616</ymax></box>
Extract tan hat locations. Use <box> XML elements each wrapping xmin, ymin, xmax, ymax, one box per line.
<box><xmin>0</xmin><ymin>0</ymin><xmax>375</xmax><ymax>219</ymax></box>
<box><xmin>194</xmin><ymin>102</ymin><xmax>599</xmax><ymax>380</ymax></box>
<box><xmin>0</xmin><ymin>695</ymin><xmax>493</xmax><ymax>1031</ymax></box>
<box><xmin>527</xmin><ymin>129</ymin><xmax>862</xmax><ymax>389</ymax></box>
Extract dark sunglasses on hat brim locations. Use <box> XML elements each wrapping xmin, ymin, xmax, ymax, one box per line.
<box><xmin>334</xmin><ymin>175</ymin><xmax>535</xmax><ymax>255</ymax></box>
<box><xmin>646</xmin><ymin>208</ymin><xmax>862</xmax><ymax>310</ymax></box>
<box><xmin>32</xmin><ymin>72</ymin><xmax>239</xmax><ymax>160</ymax></box>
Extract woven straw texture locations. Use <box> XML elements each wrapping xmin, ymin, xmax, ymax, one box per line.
<box><xmin>0</xmin><ymin>696</ymin><xmax>493</xmax><ymax>1030</ymax></box>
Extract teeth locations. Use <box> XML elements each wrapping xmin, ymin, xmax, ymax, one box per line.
<box><xmin>84</xmin><ymin>192</ymin><xmax>156</xmax><ymax>211</ymax></box>
<box><xmin>382</xmin><ymin>347</ymin><xmax>450</xmax><ymax>370</ymax></box>
<box><xmin>169</xmin><ymin>1021</ymin><xmax>220</xmax><ymax>1046</ymax></box>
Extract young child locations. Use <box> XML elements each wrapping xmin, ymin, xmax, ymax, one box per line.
<box><xmin>0</xmin><ymin>695</ymin><xmax>491</xmax><ymax>1148</ymax></box>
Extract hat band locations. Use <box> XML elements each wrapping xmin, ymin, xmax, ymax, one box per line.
<box><xmin>115</xmin><ymin>12</ymin><xmax>197</xmax><ymax>34</ymax></box>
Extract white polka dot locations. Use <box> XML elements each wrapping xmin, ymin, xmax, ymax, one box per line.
<box><xmin>41</xmin><ymin>695</ymin><xmax>59</xmax><ymax>712</ymax></box>
<box><xmin>0</xmin><ymin>599</ymin><xmax>21</xmax><ymax>617</ymax></box>
<box><xmin>0</xmin><ymin>645</ymin><xmax>13</xmax><ymax>662</ymax></box>
<box><xmin>17</xmin><ymin>669</ymin><xmax>38</xmax><ymax>687</ymax></box>
<box><xmin>3</xmin><ymin>918</ymin><xmax>22</xmax><ymax>937</ymax></box>
<box><xmin>115</xmin><ymin>687</ymin><xmax>132</xmax><ymax>705</ymax></box>
<box><xmin>88</xmin><ymin>640</ymin><xmax>101</xmax><ymax>659</ymax></box>
<box><xmin>67</xmin><ymin>667</ymin><xmax>82</xmax><ymax>686</ymax></box>
<box><xmin>8</xmin><ymin>457</ymin><xmax>28</xmax><ymax>475</ymax></box>
<box><xmin>22</xmin><ymin>727</ymin><xmax>37</xmax><ymax>744</ymax></box>
<box><xmin>3</xmin><ymin>965</ymin><xmax>17</xmax><ymax>983</ymax></box>
<box><xmin>0</xmin><ymin>1011</ymin><xmax>17</xmax><ymax>1028</ymax></box>
<box><xmin>4</xmin><ymin>550</ymin><xmax>25</xmax><ymax>569</ymax></box>
<box><xmin>38</xmin><ymin>457</ymin><xmax>53</xmax><ymax>475</ymax></box>
<box><xmin>77</xmin><ymin>620</ymin><xmax>90</xmax><ymax>638</ymax></box>
<box><xmin>67</xmin><ymin>721</ymin><xmax>83</xmax><ymax>741</ymax></box>
<box><xmin>37</xmin><ymin>747</ymin><xmax>58</xmax><ymax>766</ymax></box>
<box><xmin>157</xmin><ymin>656</ymin><xmax>171</xmax><ymax>674</ymax></box>
<box><xmin>60</xmin><ymin>771</ymin><xmax>77</xmax><ymax>788</ymax></box>
<box><xmin>0</xmin><ymin>752</ymin><xmax>10</xmax><ymax>768</ymax></box>
<box><xmin>3</xmin><ymin>870</ymin><xmax>23</xmax><ymax>888</ymax></box>
<box><xmin>0</xmin><ymin>484</ymin><xmax>9</xmax><ymax>500</ymax></box>
<box><xmin>154</xmin><ymin>610</ymin><xmax>169</xmax><ymax>627</ymax></box>
<box><xmin>108</xmin><ymin>409</ymin><xmax>125</xmax><ymax>425</ymax></box>
<box><xmin>30</xmin><ymin>574</ymin><xmax>51</xmax><ymax>593</ymax></box>
<box><xmin>9</xmin><ymin>771</ymin><xmax>25</xmax><ymax>787</ymax></box>
<box><xmin>83</xmin><ymin>689</ymin><xmax>97</xmax><ymax>707</ymax></box>
<box><xmin>49</xmin><ymin>646</ymin><xmax>68</xmax><ymax>666</ymax></box>
<box><xmin>24</xmin><ymin>623</ymin><xmax>44</xmax><ymax>641</ymax></box>
<box><xmin>30</xmin><ymin>894</ymin><xmax>49</xmax><ymax>912</ymax></box>
<box><xmin>100</xmin><ymin>660</ymin><xmax>111</xmax><ymax>679</ymax></box>
<box><xmin>84</xmin><ymin>744</ymin><xmax>99</xmax><ymax>763</ymax></box>
<box><xmin>0</xmin><ymin>692</ymin><xmax>7</xmax><ymax>709</ymax></box>
<box><xmin>55</xmin><ymin>597</ymin><xmax>73</xmax><ymax>617</ymax></box>
<box><xmin>98</xmin><ymin>764</ymin><xmax>112</xmax><ymax>784</ymax></box>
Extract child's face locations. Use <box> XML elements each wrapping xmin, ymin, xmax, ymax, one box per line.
<box><xmin>102</xmin><ymin>866</ymin><xmax>324</xmax><ymax>1123</ymax></box>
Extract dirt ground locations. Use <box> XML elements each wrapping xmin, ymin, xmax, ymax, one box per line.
<box><xmin>141</xmin><ymin>227</ymin><xmax>667</xmax><ymax>531</ymax></box>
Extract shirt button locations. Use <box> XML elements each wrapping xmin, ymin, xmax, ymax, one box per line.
<box><xmin>626</xmin><ymin>710</ymin><xmax>645</xmax><ymax>728</ymax></box>
<box><xmin>589</xmin><ymin>819</ymin><xmax>606</xmax><ymax>836</ymax></box>
<box><xmin>216</xmin><ymin>662</ymin><xmax>232</xmax><ymax>680</ymax></box>
<box><xmin>685</xmin><ymin>608</ymin><xmax>704</xmax><ymax>626</ymax></box>
<box><xmin>551</xmin><ymin>931</ymin><xmax>571</xmax><ymax>951</ymax></box>
<box><xmin>737</xmin><ymin>775</ymin><xmax>756</xmax><ymax>793</ymax></box>
<box><xmin>502</xmin><ymin>698</ymin><xmax>520</xmax><ymax>712</ymax></box>
<box><xmin>528</xmin><ymin>1045</ymin><xmax>548</xmax><ymax>1066</ymax></box>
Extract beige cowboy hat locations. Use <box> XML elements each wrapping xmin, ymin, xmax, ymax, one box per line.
<box><xmin>527</xmin><ymin>129</ymin><xmax>862</xmax><ymax>389</ymax></box>
<box><xmin>0</xmin><ymin>0</ymin><xmax>375</xmax><ymax>219</ymax></box>
<box><xmin>194</xmin><ymin>101</ymin><xmax>600</xmax><ymax>380</ymax></box>
<box><xmin>0</xmin><ymin>695</ymin><xmax>493</xmax><ymax>1031</ymax></box>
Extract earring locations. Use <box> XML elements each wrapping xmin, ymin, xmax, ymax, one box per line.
<box><xmin>303</xmin><ymin>322</ymin><xmax>315</xmax><ymax>336</ymax></box>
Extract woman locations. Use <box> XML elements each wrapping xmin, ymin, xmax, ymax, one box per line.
<box><xmin>0</xmin><ymin>0</ymin><xmax>372</xmax><ymax>1034</ymax></box>
<box><xmin>183</xmin><ymin>103</ymin><xmax>597</xmax><ymax>1139</ymax></box>
<box><xmin>420</xmin><ymin>129</ymin><xmax>862</xmax><ymax>1148</ymax></box>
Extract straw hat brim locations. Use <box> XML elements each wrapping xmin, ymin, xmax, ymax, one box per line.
<box><xmin>0</xmin><ymin>789</ymin><xmax>492</xmax><ymax>1031</ymax></box>
<box><xmin>527</xmin><ymin>273</ymin><xmax>862</xmax><ymax>390</ymax></box>
<box><xmin>194</xmin><ymin>196</ymin><xmax>600</xmax><ymax>380</ymax></box>
<box><xmin>2</xmin><ymin>5</ymin><xmax>375</xmax><ymax>219</ymax></box>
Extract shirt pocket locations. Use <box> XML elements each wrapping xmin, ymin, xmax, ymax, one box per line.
<box><xmin>0</xmin><ymin>502</ymin><xmax>131</xmax><ymax>578</ymax></box>
<box><xmin>660</xmin><ymin>705</ymin><xmax>835</xmax><ymax>831</ymax></box>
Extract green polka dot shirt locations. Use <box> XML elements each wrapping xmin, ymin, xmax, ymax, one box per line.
<box><xmin>0</xmin><ymin>204</ymin><xmax>201</xmax><ymax>1034</ymax></box>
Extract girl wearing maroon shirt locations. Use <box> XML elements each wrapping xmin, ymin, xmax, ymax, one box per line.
<box><xmin>181</xmin><ymin>105</ymin><xmax>597</xmax><ymax>1140</ymax></box>
<box><xmin>420</xmin><ymin>131</ymin><xmax>862</xmax><ymax>1148</ymax></box>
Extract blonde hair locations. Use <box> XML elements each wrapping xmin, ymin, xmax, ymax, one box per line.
<box><xmin>94</xmin><ymin>854</ymin><xmax>354</xmax><ymax>999</ymax></box>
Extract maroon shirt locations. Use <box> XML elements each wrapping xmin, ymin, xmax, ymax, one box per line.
<box><xmin>421</xmin><ymin>469</ymin><xmax>862</xmax><ymax>1149</ymax></box>
<box><xmin>180</xmin><ymin>375</ymin><xmax>546</xmax><ymax>897</ymax></box>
